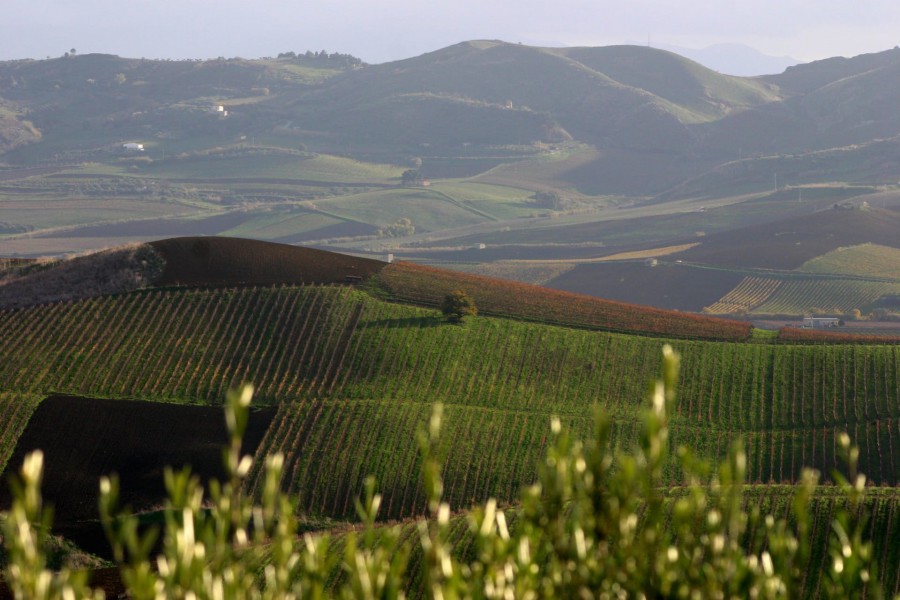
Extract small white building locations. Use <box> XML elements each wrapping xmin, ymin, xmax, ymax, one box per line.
<box><xmin>122</xmin><ymin>142</ymin><xmax>144</xmax><ymax>152</ymax></box>
<box><xmin>210</xmin><ymin>105</ymin><xmax>228</xmax><ymax>117</ymax></box>
<box><xmin>802</xmin><ymin>317</ymin><xmax>840</xmax><ymax>329</ymax></box>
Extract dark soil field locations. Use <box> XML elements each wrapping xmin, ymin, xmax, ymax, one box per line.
<box><xmin>675</xmin><ymin>207</ymin><xmax>900</xmax><ymax>269</ymax></box>
<box><xmin>151</xmin><ymin>236</ymin><xmax>386</xmax><ymax>286</ymax></box>
<box><xmin>38</xmin><ymin>212</ymin><xmax>261</xmax><ymax>238</ymax></box>
<box><xmin>0</xmin><ymin>395</ymin><xmax>275</xmax><ymax>556</ymax></box>
<box><xmin>0</xmin><ymin>568</ymin><xmax>125</xmax><ymax>600</ymax></box>
<box><xmin>547</xmin><ymin>262</ymin><xmax>744</xmax><ymax>311</ymax></box>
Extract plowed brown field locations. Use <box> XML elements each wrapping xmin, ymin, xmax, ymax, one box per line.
<box><xmin>151</xmin><ymin>236</ymin><xmax>386</xmax><ymax>287</ymax></box>
<box><xmin>0</xmin><ymin>395</ymin><xmax>275</xmax><ymax>557</ymax></box>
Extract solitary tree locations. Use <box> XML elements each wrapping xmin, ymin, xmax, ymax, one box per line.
<box><xmin>441</xmin><ymin>289</ymin><xmax>477</xmax><ymax>324</ymax></box>
<box><xmin>401</xmin><ymin>169</ymin><xmax>423</xmax><ymax>186</ymax></box>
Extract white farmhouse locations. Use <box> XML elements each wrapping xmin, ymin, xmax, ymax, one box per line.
<box><xmin>122</xmin><ymin>142</ymin><xmax>144</xmax><ymax>151</ymax></box>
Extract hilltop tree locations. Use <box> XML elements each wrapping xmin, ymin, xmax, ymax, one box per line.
<box><xmin>441</xmin><ymin>289</ymin><xmax>477</xmax><ymax>324</ymax></box>
<box><xmin>378</xmin><ymin>217</ymin><xmax>415</xmax><ymax>238</ymax></box>
<box><xmin>401</xmin><ymin>169</ymin><xmax>424</xmax><ymax>186</ymax></box>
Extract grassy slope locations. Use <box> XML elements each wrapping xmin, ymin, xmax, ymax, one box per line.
<box><xmin>554</xmin><ymin>45</ymin><xmax>780</xmax><ymax>123</ymax></box>
<box><xmin>142</xmin><ymin>152</ymin><xmax>402</xmax><ymax>184</ymax></box>
<box><xmin>800</xmin><ymin>244</ymin><xmax>900</xmax><ymax>279</ymax></box>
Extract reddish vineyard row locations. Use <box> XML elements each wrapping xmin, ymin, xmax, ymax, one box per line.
<box><xmin>778</xmin><ymin>326</ymin><xmax>900</xmax><ymax>344</ymax></box>
<box><xmin>378</xmin><ymin>262</ymin><xmax>753</xmax><ymax>341</ymax></box>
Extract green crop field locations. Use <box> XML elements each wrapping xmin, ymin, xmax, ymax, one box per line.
<box><xmin>0</xmin><ymin>284</ymin><xmax>898</xmax><ymax>521</ymax></box>
<box><xmin>315</xmin><ymin>188</ymin><xmax>489</xmax><ymax>231</ymax></box>
<box><xmin>141</xmin><ymin>152</ymin><xmax>403</xmax><ymax>183</ymax></box>
<box><xmin>800</xmin><ymin>243</ymin><xmax>900</xmax><ymax>280</ymax></box>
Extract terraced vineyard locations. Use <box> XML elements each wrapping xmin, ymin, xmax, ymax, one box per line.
<box><xmin>0</xmin><ymin>284</ymin><xmax>898</xmax><ymax>523</ymax></box>
<box><xmin>752</xmin><ymin>278</ymin><xmax>900</xmax><ymax>315</ymax></box>
<box><xmin>704</xmin><ymin>276</ymin><xmax>782</xmax><ymax>314</ymax></box>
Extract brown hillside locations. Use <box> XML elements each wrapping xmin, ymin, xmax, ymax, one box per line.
<box><xmin>150</xmin><ymin>237</ymin><xmax>386</xmax><ymax>287</ymax></box>
<box><xmin>378</xmin><ymin>261</ymin><xmax>751</xmax><ymax>341</ymax></box>
<box><xmin>546</xmin><ymin>262</ymin><xmax>744</xmax><ymax>312</ymax></box>
<box><xmin>675</xmin><ymin>207</ymin><xmax>900</xmax><ymax>269</ymax></box>
<box><xmin>0</xmin><ymin>244</ymin><xmax>163</xmax><ymax>310</ymax></box>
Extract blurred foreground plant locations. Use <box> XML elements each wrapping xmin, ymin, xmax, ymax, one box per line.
<box><xmin>1</xmin><ymin>346</ymin><xmax>893</xmax><ymax>598</ymax></box>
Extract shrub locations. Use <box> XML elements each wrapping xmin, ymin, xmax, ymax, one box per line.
<box><xmin>0</xmin><ymin>348</ymin><xmax>889</xmax><ymax>598</ymax></box>
<box><xmin>441</xmin><ymin>289</ymin><xmax>477</xmax><ymax>323</ymax></box>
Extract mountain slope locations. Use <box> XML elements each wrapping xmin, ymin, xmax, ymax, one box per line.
<box><xmin>295</xmin><ymin>41</ymin><xmax>780</xmax><ymax>152</ymax></box>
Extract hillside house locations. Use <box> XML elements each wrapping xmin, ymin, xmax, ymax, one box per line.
<box><xmin>209</xmin><ymin>105</ymin><xmax>228</xmax><ymax>117</ymax></box>
<box><xmin>122</xmin><ymin>142</ymin><xmax>144</xmax><ymax>152</ymax></box>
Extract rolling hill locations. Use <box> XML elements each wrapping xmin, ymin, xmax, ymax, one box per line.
<box><xmin>0</xmin><ymin>239</ymin><xmax>898</xmax><ymax>594</ymax></box>
<box><xmin>4</xmin><ymin>42</ymin><xmax>900</xmax><ymax>199</ymax></box>
<box><xmin>4</xmin><ymin>42</ymin><xmax>900</xmax><ymax>282</ymax></box>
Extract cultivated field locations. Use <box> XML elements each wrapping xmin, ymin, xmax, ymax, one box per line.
<box><xmin>752</xmin><ymin>278</ymin><xmax>900</xmax><ymax>315</ymax></box>
<box><xmin>0</xmin><ymin>284</ymin><xmax>898</xmax><ymax>523</ymax></box>
<box><xmin>0</xmin><ymin>238</ymin><xmax>899</xmax><ymax>595</ymax></box>
<box><xmin>377</xmin><ymin>261</ymin><xmax>753</xmax><ymax>340</ymax></box>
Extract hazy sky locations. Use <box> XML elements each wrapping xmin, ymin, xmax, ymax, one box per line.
<box><xmin>3</xmin><ymin>0</ymin><xmax>899</xmax><ymax>64</ymax></box>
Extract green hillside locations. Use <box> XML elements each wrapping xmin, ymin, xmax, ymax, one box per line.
<box><xmin>1</xmin><ymin>284</ymin><xmax>898</xmax><ymax>520</ymax></box>
<box><xmin>0</xmin><ymin>236</ymin><xmax>899</xmax><ymax>594</ymax></box>
<box><xmin>800</xmin><ymin>244</ymin><xmax>900</xmax><ymax>279</ymax></box>
<box><xmin>555</xmin><ymin>45</ymin><xmax>780</xmax><ymax>122</ymax></box>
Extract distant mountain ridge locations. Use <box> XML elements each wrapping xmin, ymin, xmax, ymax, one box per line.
<box><xmin>2</xmin><ymin>41</ymin><xmax>900</xmax><ymax>196</ymax></box>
